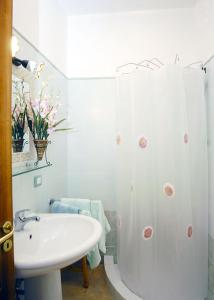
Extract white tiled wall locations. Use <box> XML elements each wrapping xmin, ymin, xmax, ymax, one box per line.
<box><xmin>67</xmin><ymin>78</ymin><xmax>117</xmax><ymax>211</ymax></box>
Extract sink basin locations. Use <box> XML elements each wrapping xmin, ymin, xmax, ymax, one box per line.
<box><xmin>15</xmin><ymin>213</ymin><xmax>102</xmax><ymax>278</ymax></box>
<box><xmin>14</xmin><ymin>213</ymin><xmax>102</xmax><ymax>300</ymax></box>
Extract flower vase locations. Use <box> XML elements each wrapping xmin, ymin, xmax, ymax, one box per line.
<box><xmin>34</xmin><ymin>140</ymin><xmax>49</xmax><ymax>161</ymax></box>
<box><xmin>12</xmin><ymin>139</ymin><xmax>24</xmax><ymax>153</ymax></box>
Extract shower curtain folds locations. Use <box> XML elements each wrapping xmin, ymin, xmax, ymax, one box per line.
<box><xmin>116</xmin><ymin>65</ymin><xmax>208</xmax><ymax>300</ymax></box>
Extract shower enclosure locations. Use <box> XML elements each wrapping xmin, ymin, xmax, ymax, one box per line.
<box><xmin>116</xmin><ymin>65</ymin><xmax>208</xmax><ymax>300</ymax></box>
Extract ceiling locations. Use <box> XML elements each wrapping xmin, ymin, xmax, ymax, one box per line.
<box><xmin>56</xmin><ymin>0</ymin><xmax>198</xmax><ymax>16</ymax></box>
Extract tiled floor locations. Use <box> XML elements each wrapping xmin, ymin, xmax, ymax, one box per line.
<box><xmin>62</xmin><ymin>265</ymin><xmax>114</xmax><ymax>300</ymax></box>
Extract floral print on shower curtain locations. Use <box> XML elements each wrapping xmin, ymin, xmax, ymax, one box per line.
<box><xmin>116</xmin><ymin>65</ymin><xmax>208</xmax><ymax>300</ymax></box>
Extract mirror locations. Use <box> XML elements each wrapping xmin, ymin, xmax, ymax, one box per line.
<box><xmin>11</xmin><ymin>34</ymin><xmax>44</xmax><ymax>166</ymax></box>
<box><xmin>11</xmin><ymin>29</ymin><xmax>69</xmax><ymax>175</ymax></box>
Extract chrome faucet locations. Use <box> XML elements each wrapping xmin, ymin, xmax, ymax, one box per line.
<box><xmin>14</xmin><ymin>209</ymin><xmax>40</xmax><ymax>232</ymax></box>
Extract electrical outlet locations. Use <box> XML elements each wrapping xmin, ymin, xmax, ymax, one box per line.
<box><xmin>34</xmin><ymin>175</ymin><xmax>42</xmax><ymax>187</ymax></box>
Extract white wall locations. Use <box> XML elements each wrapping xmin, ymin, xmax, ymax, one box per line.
<box><xmin>13</xmin><ymin>1</ymin><xmax>214</xmax><ymax>78</ymax></box>
<box><xmin>67</xmin><ymin>79</ymin><xmax>117</xmax><ymax>210</ymax></box>
<box><xmin>67</xmin><ymin>8</ymin><xmax>200</xmax><ymax>77</ymax></box>
<box><xmin>38</xmin><ymin>0</ymin><xmax>68</xmax><ymax>75</ymax></box>
<box><xmin>13</xmin><ymin>0</ymin><xmax>39</xmax><ymax>46</ymax></box>
<box><xmin>13</xmin><ymin>0</ymin><xmax>68</xmax><ymax>76</ymax></box>
<box><xmin>193</xmin><ymin>0</ymin><xmax>214</xmax><ymax>63</ymax></box>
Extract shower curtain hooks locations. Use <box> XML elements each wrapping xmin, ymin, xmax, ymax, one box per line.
<box><xmin>150</xmin><ymin>58</ymin><xmax>164</xmax><ymax>66</ymax></box>
<box><xmin>174</xmin><ymin>54</ymin><xmax>180</xmax><ymax>64</ymax></box>
<box><xmin>116</xmin><ymin>62</ymin><xmax>153</xmax><ymax>73</ymax></box>
<box><xmin>116</xmin><ymin>57</ymin><xmax>165</xmax><ymax>73</ymax></box>
<box><xmin>138</xmin><ymin>59</ymin><xmax>161</xmax><ymax>69</ymax></box>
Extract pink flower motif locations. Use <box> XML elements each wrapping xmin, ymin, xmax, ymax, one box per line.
<box><xmin>163</xmin><ymin>183</ymin><xmax>175</xmax><ymax>197</ymax></box>
<box><xmin>143</xmin><ymin>226</ymin><xmax>153</xmax><ymax>240</ymax></box>
<box><xmin>116</xmin><ymin>134</ymin><xmax>121</xmax><ymax>145</ymax></box>
<box><xmin>139</xmin><ymin>136</ymin><xmax>148</xmax><ymax>149</ymax></box>
<box><xmin>187</xmin><ymin>225</ymin><xmax>193</xmax><ymax>238</ymax></box>
<box><xmin>184</xmin><ymin>133</ymin><xmax>189</xmax><ymax>144</ymax></box>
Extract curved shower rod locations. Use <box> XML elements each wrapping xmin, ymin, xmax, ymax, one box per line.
<box><xmin>185</xmin><ymin>55</ymin><xmax>214</xmax><ymax>71</ymax></box>
<box><xmin>185</xmin><ymin>61</ymin><xmax>204</xmax><ymax>68</ymax></box>
<box><xmin>138</xmin><ymin>59</ymin><xmax>161</xmax><ymax>68</ymax></box>
<box><xmin>203</xmin><ymin>55</ymin><xmax>214</xmax><ymax>68</ymax></box>
<box><xmin>174</xmin><ymin>54</ymin><xmax>180</xmax><ymax>64</ymax></box>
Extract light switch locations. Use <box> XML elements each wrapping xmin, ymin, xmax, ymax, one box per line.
<box><xmin>34</xmin><ymin>175</ymin><xmax>42</xmax><ymax>187</ymax></box>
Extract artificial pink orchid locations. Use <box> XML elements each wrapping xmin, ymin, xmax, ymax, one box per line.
<box><xmin>26</xmin><ymin>83</ymin><xmax>71</xmax><ymax>140</ymax></box>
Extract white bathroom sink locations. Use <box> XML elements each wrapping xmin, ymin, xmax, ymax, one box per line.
<box><xmin>14</xmin><ymin>213</ymin><xmax>102</xmax><ymax>278</ymax></box>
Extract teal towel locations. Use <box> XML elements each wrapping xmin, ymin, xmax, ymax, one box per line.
<box><xmin>60</xmin><ymin>198</ymin><xmax>111</xmax><ymax>268</ymax></box>
<box><xmin>50</xmin><ymin>201</ymin><xmax>81</xmax><ymax>214</ymax></box>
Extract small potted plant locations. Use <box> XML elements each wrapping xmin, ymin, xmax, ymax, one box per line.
<box><xmin>26</xmin><ymin>83</ymin><xmax>70</xmax><ymax>162</ymax></box>
<box><xmin>12</xmin><ymin>80</ymin><xmax>27</xmax><ymax>152</ymax></box>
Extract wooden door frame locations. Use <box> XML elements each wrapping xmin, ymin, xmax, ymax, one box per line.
<box><xmin>0</xmin><ymin>0</ymin><xmax>15</xmax><ymax>299</ymax></box>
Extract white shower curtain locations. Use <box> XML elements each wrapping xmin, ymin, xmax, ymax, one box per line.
<box><xmin>116</xmin><ymin>65</ymin><xmax>208</xmax><ymax>300</ymax></box>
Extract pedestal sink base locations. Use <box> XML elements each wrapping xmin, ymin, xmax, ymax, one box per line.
<box><xmin>24</xmin><ymin>270</ymin><xmax>62</xmax><ymax>300</ymax></box>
